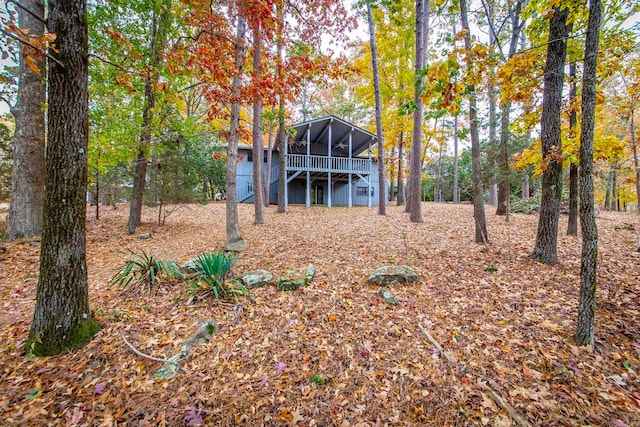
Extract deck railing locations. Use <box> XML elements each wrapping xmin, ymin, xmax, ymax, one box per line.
<box><xmin>286</xmin><ymin>154</ymin><xmax>371</xmax><ymax>174</ymax></box>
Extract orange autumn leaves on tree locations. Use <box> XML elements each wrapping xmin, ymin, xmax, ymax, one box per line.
<box><xmin>174</xmin><ymin>0</ymin><xmax>355</xmax><ymax>129</ymax></box>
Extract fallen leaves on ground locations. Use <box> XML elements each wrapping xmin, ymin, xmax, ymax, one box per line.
<box><xmin>1</xmin><ymin>202</ymin><xmax>639</xmax><ymax>426</ymax></box>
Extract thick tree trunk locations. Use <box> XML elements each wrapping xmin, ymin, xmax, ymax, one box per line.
<box><xmin>397</xmin><ymin>131</ymin><xmax>405</xmax><ymax>206</ymax></box>
<box><xmin>226</xmin><ymin>16</ymin><xmax>246</xmax><ymax>244</ymax></box>
<box><xmin>25</xmin><ymin>0</ymin><xmax>99</xmax><ymax>356</ymax></box>
<box><xmin>460</xmin><ymin>0</ymin><xmax>488</xmax><ymax>243</ymax></box>
<box><xmin>7</xmin><ymin>0</ymin><xmax>46</xmax><ymax>240</ymax></box>
<box><xmin>367</xmin><ymin>0</ymin><xmax>386</xmax><ymax>215</ymax></box>
<box><xmin>532</xmin><ymin>5</ymin><xmax>570</xmax><ymax>264</ymax></box>
<box><xmin>567</xmin><ymin>62</ymin><xmax>579</xmax><ymax>236</ymax></box>
<box><xmin>252</xmin><ymin>26</ymin><xmax>266</xmax><ymax>224</ymax></box>
<box><xmin>576</xmin><ymin>0</ymin><xmax>602</xmax><ymax>347</ymax></box>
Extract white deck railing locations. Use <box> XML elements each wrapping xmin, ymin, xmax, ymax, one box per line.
<box><xmin>286</xmin><ymin>154</ymin><xmax>371</xmax><ymax>174</ymax></box>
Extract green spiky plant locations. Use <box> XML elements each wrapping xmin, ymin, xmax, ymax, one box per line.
<box><xmin>110</xmin><ymin>250</ymin><xmax>183</xmax><ymax>293</ymax></box>
<box><xmin>185</xmin><ymin>251</ymin><xmax>247</xmax><ymax>301</ymax></box>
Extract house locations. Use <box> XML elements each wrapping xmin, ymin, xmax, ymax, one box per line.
<box><xmin>236</xmin><ymin>115</ymin><xmax>387</xmax><ymax>207</ymax></box>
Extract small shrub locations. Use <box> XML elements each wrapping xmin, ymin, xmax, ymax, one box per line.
<box><xmin>185</xmin><ymin>251</ymin><xmax>246</xmax><ymax>301</ymax></box>
<box><xmin>510</xmin><ymin>194</ymin><xmax>541</xmax><ymax>214</ymax></box>
<box><xmin>110</xmin><ymin>250</ymin><xmax>183</xmax><ymax>293</ymax></box>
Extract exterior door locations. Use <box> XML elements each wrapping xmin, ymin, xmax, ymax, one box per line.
<box><xmin>313</xmin><ymin>185</ymin><xmax>324</xmax><ymax>205</ymax></box>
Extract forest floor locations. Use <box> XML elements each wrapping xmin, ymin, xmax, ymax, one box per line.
<box><xmin>1</xmin><ymin>202</ymin><xmax>640</xmax><ymax>426</ymax></box>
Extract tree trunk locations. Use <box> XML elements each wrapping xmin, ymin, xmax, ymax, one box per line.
<box><xmin>397</xmin><ymin>131</ymin><xmax>405</xmax><ymax>205</ymax></box>
<box><xmin>453</xmin><ymin>115</ymin><xmax>459</xmax><ymax>204</ymax></box>
<box><xmin>225</xmin><ymin>16</ymin><xmax>246</xmax><ymax>244</ymax></box>
<box><xmin>127</xmin><ymin>5</ymin><xmax>169</xmax><ymax>234</ymax></box>
<box><xmin>251</xmin><ymin>26</ymin><xmax>266</xmax><ymax>224</ymax></box>
<box><xmin>495</xmin><ymin>0</ymin><xmax>524</xmax><ymax>217</ymax></box>
<box><xmin>25</xmin><ymin>0</ymin><xmax>99</xmax><ymax>356</ymax></box>
<box><xmin>460</xmin><ymin>0</ymin><xmax>488</xmax><ymax>244</ymax></box>
<box><xmin>532</xmin><ymin>5</ymin><xmax>570</xmax><ymax>264</ymax></box>
<box><xmin>522</xmin><ymin>173</ymin><xmax>530</xmax><ymax>199</ymax></box>
<box><xmin>275</xmin><ymin>4</ymin><xmax>286</xmax><ymax>214</ymax></box>
<box><xmin>95</xmin><ymin>168</ymin><xmax>100</xmax><ymax>220</ymax></box>
<box><xmin>630</xmin><ymin>110</ymin><xmax>639</xmax><ymax>217</ymax></box>
<box><xmin>567</xmin><ymin>62</ymin><xmax>579</xmax><ymax>235</ymax></box>
<box><xmin>7</xmin><ymin>0</ymin><xmax>46</xmax><ymax>240</ymax></box>
<box><xmin>408</xmin><ymin>0</ymin><xmax>429</xmax><ymax>223</ymax></box>
<box><xmin>575</xmin><ymin>0</ymin><xmax>602</xmax><ymax>347</ymax></box>
<box><xmin>263</xmin><ymin>116</ymin><xmax>274</xmax><ymax>206</ymax></box>
<box><xmin>367</xmin><ymin>0</ymin><xmax>386</xmax><ymax>215</ymax></box>
<box><xmin>611</xmin><ymin>168</ymin><xmax>617</xmax><ymax>211</ymax></box>
<box><xmin>389</xmin><ymin>146</ymin><xmax>396</xmax><ymax>201</ymax></box>
<box><xmin>496</xmin><ymin>102</ymin><xmax>511</xmax><ymax>216</ymax></box>
<box><xmin>435</xmin><ymin>142</ymin><xmax>444</xmax><ymax>202</ymax></box>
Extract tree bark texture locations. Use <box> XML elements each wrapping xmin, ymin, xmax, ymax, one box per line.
<box><xmin>7</xmin><ymin>0</ymin><xmax>46</xmax><ymax>240</ymax></box>
<box><xmin>251</xmin><ymin>26</ymin><xmax>266</xmax><ymax>224</ymax></box>
<box><xmin>576</xmin><ymin>0</ymin><xmax>602</xmax><ymax>347</ymax></box>
<box><xmin>367</xmin><ymin>0</ymin><xmax>386</xmax><ymax>215</ymax></box>
<box><xmin>225</xmin><ymin>16</ymin><xmax>246</xmax><ymax>244</ymax></box>
<box><xmin>408</xmin><ymin>0</ymin><xmax>429</xmax><ymax>223</ymax></box>
<box><xmin>567</xmin><ymin>163</ymin><xmax>578</xmax><ymax>235</ymax></box>
<box><xmin>460</xmin><ymin>0</ymin><xmax>488</xmax><ymax>243</ymax></box>
<box><xmin>567</xmin><ymin>62</ymin><xmax>579</xmax><ymax>236</ymax></box>
<box><xmin>25</xmin><ymin>0</ymin><xmax>99</xmax><ymax>356</ymax></box>
<box><xmin>532</xmin><ymin>6</ymin><xmax>570</xmax><ymax>264</ymax></box>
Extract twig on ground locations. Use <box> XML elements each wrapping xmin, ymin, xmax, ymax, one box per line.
<box><xmin>417</xmin><ymin>324</ymin><xmax>531</xmax><ymax>427</ymax></box>
<box><xmin>121</xmin><ymin>332</ymin><xmax>168</xmax><ymax>363</ymax></box>
<box><xmin>418</xmin><ymin>324</ymin><xmax>458</xmax><ymax>364</ymax></box>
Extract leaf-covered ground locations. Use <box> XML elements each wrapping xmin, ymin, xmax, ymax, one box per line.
<box><xmin>1</xmin><ymin>202</ymin><xmax>639</xmax><ymax>426</ymax></box>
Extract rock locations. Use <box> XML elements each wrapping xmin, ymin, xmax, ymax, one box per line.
<box><xmin>367</xmin><ymin>266</ymin><xmax>419</xmax><ymax>286</ymax></box>
<box><xmin>276</xmin><ymin>265</ymin><xmax>316</xmax><ymax>291</ymax></box>
<box><xmin>379</xmin><ymin>288</ymin><xmax>398</xmax><ymax>305</ymax></box>
<box><xmin>138</xmin><ymin>232</ymin><xmax>151</xmax><ymax>239</ymax></box>
<box><xmin>181</xmin><ymin>258</ymin><xmax>199</xmax><ymax>273</ymax></box>
<box><xmin>224</xmin><ymin>239</ymin><xmax>246</xmax><ymax>253</ymax></box>
<box><xmin>236</xmin><ymin>270</ymin><xmax>273</xmax><ymax>289</ymax></box>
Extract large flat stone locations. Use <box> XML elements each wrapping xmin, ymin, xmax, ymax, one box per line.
<box><xmin>367</xmin><ymin>266</ymin><xmax>419</xmax><ymax>286</ymax></box>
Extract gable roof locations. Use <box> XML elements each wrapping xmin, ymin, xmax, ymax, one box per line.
<box><xmin>291</xmin><ymin>115</ymin><xmax>377</xmax><ymax>157</ymax></box>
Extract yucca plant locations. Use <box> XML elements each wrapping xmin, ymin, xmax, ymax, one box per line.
<box><xmin>186</xmin><ymin>251</ymin><xmax>246</xmax><ymax>300</ymax></box>
<box><xmin>110</xmin><ymin>250</ymin><xmax>183</xmax><ymax>293</ymax></box>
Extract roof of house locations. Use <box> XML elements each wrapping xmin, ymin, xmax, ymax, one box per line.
<box><xmin>291</xmin><ymin>115</ymin><xmax>377</xmax><ymax>157</ymax></box>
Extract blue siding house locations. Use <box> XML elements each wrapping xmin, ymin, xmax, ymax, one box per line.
<box><xmin>236</xmin><ymin>116</ymin><xmax>387</xmax><ymax>207</ymax></box>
